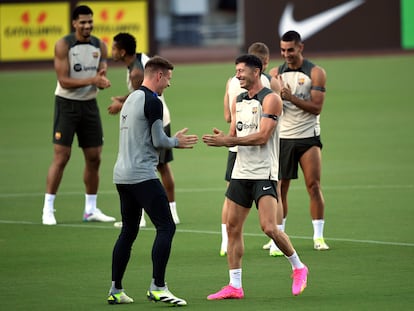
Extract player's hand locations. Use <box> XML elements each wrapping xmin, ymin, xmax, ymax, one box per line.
<box><xmin>108</xmin><ymin>97</ymin><xmax>123</xmax><ymax>114</ymax></box>
<box><xmin>174</xmin><ymin>128</ymin><xmax>198</xmax><ymax>149</ymax></box>
<box><xmin>95</xmin><ymin>69</ymin><xmax>111</xmax><ymax>89</ymax></box>
<box><xmin>202</xmin><ymin>128</ymin><xmax>227</xmax><ymax>147</ymax></box>
<box><xmin>279</xmin><ymin>77</ymin><xmax>292</xmax><ymax>101</ymax></box>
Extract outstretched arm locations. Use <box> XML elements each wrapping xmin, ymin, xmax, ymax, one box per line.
<box><xmin>203</xmin><ymin>93</ymin><xmax>282</xmax><ymax>147</ymax></box>
<box><xmin>152</xmin><ymin>120</ymin><xmax>198</xmax><ymax>149</ymax></box>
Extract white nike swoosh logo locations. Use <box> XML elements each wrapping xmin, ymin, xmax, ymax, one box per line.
<box><xmin>263</xmin><ymin>186</ymin><xmax>272</xmax><ymax>191</ymax></box>
<box><xmin>279</xmin><ymin>0</ymin><xmax>365</xmax><ymax>41</ymax></box>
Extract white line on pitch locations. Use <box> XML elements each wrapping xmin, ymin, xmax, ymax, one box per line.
<box><xmin>1</xmin><ymin>184</ymin><xmax>413</xmax><ymax>198</ymax></box>
<box><xmin>0</xmin><ymin>219</ymin><xmax>413</xmax><ymax>247</ymax></box>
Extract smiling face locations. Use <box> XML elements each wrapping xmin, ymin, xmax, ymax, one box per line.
<box><xmin>73</xmin><ymin>14</ymin><xmax>93</xmax><ymax>41</ymax></box>
<box><xmin>156</xmin><ymin>69</ymin><xmax>172</xmax><ymax>95</ymax></box>
<box><xmin>236</xmin><ymin>62</ymin><xmax>257</xmax><ymax>90</ymax></box>
<box><xmin>280</xmin><ymin>40</ymin><xmax>303</xmax><ymax>68</ymax></box>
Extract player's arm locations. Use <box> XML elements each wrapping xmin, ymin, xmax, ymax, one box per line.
<box><xmin>98</xmin><ymin>40</ymin><xmax>108</xmax><ymax>74</ymax></box>
<box><xmin>147</xmin><ymin>97</ymin><xmax>197</xmax><ymax>149</ymax></box>
<box><xmin>203</xmin><ymin>93</ymin><xmax>281</xmax><ymax>147</ymax></box>
<box><xmin>108</xmin><ymin>67</ymin><xmax>143</xmax><ymax>114</ymax></box>
<box><xmin>269</xmin><ymin>66</ymin><xmax>279</xmax><ymax>78</ymax></box>
<box><xmin>129</xmin><ymin>67</ymin><xmax>144</xmax><ymax>91</ymax></box>
<box><xmin>269</xmin><ymin>66</ymin><xmax>282</xmax><ymax>94</ymax></box>
<box><xmin>223</xmin><ymin>78</ymin><xmax>232</xmax><ymax>123</ymax></box>
<box><xmin>54</xmin><ymin>39</ymin><xmax>110</xmax><ymax>89</ymax></box>
<box><xmin>270</xmin><ymin>76</ymin><xmax>281</xmax><ymax>95</ymax></box>
<box><xmin>202</xmin><ymin>95</ymin><xmax>237</xmax><ymax>147</ymax></box>
<box><xmin>233</xmin><ymin>93</ymin><xmax>281</xmax><ymax>146</ymax></box>
<box><xmin>280</xmin><ymin>66</ymin><xmax>326</xmax><ymax>115</ymax></box>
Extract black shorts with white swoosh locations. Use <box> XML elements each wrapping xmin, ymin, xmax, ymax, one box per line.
<box><xmin>226</xmin><ymin>179</ymin><xmax>278</xmax><ymax>209</ymax></box>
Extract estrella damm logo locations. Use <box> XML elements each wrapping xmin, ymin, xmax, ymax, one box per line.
<box><xmin>0</xmin><ymin>3</ymin><xmax>69</xmax><ymax>61</ymax></box>
<box><xmin>79</xmin><ymin>1</ymin><xmax>150</xmax><ymax>55</ymax></box>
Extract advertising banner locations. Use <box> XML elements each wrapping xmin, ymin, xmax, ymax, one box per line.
<box><xmin>243</xmin><ymin>0</ymin><xmax>406</xmax><ymax>53</ymax></box>
<box><xmin>78</xmin><ymin>1</ymin><xmax>149</xmax><ymax>57</ymax></box>
<box><xmin>0</xmin><ymin>2</ymin><xmax>69</xmax><ymax>61</ymax></box>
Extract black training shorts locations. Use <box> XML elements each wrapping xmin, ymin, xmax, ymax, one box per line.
<box><xmin>226</xmin><ymin>179</ymin><xmax>278</xmax><ymax>209</ymax></box>
<box><xmin>53</xmin><ymin>96</ymin><xmax>103</xmax><ymax>148</ymax></box>
<box><xmin>224</xmin><ymin>151</ymin><xmax>237</xmax><ymax>182</ymax></box>
<box><xmin>279</xmin><ymin>136</ymin><xmax>323</xmax><ymax>179</ymax></box>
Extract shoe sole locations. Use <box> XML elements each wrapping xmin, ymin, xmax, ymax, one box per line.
<box><xmin>269</xmin><ymin>252</ymin><xmax>284</xmax><ymax>257</ymax></box>
<box><xmin>147</xmin><ymin>291</ymin><xmax>187</xmax><ymax>306</ymax></box>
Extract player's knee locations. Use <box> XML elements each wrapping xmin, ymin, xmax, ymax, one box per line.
<box><xmin>261</xmin><ymin>223</ymin><xmax>276</xmax><ymax>237</ymax></box>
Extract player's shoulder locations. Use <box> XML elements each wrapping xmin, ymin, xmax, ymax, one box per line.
<box><xmin>228</xmin><ymin>76</ymin><xmax>243</xmax><ymax>92</ymax></box>
<box><xmin>307</xmin><ymin>59</ymin><xmax>326</xmax><ymax>79</ymax></box>
<box><xmin>304</xmin><ymin>59</ymin><xmax>325</xmax><ymax>72</ymax></box>
<box><xmin>90</xmin><ymin>35</ymin><xmax>102</xmax><ymax>45</ymax></box>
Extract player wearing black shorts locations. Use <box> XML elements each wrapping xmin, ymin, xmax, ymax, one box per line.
<box><xmin>42</xmin><ymin>5</ymin><xmax>115</xmax><ymax>225</ymax></box>
<box><xmin>203</xmin><ymin>54</ymin><xmax>308</xmax><ymax>300</ymax></box>
<box><xmin>269</xmin><ymin>30</ymin><xmax>329</xmax><ymax>250</ymax></box>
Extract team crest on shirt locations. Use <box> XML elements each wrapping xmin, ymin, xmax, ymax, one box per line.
<box><xmin>252</xmin><ymin>106</ymin><xmax>258</xmax><ymax>114</ymax></box>
<box><xmin>298</xmin><ymin>78</ymin><xmax>305</xmax><ymax>85</ymax></box>
<box><xmin>92</xmin><ymin>52</ymin><xmax>99</xmax><ymax>58</ymax></box>
<box><xmin>55</xmin><ymin>132</ymin><xmax>61</xmax><ymax>140</ymax></box>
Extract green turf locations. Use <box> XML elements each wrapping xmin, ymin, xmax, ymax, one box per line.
<box><xmin>0</xmin><ymin>54</ymin><xmax>413</xmax><ymax>310</ymax></box>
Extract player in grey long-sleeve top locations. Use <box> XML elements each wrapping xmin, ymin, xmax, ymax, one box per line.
<box><xmin>108</xmin><ymin>56</ymin><xmax>198</xmax><ymax>306</ymax></box>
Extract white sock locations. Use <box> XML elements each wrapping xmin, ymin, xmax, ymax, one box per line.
<box><xmin>43</xmin><ymin>193</ymin><xmax>55</xmax><ymax>212</ymax></box>
<box><xmin>312</xmin><ymin>219</ymin><xmax>325</xmax><ymax>240</ymax></box>
<box><xmin>221</xmin><ymin>224</ymin><xmax>228</xmax><ymax>249</ymax></box>
<box><xmin>85</xmin><ymin>194</ymin><xmax>97</xmax><ymax>214</ymax></box>
<box><xmin>287</xmin><ymin>252</ymin><xmax>305</xmax><ymax>270</ymax></box>
<box><xmin>229</xmin><ymin>268</ymin><xmax>242</xmax><ymax>289</ymax></box>
<box><xmin>110</xmin><ymin>281</ymin><xmax>122</xmax><ymax>293</ymax></box>
<box><xmin>169</xmin><ymin>201</ymin><xmax>177</xmax><ymax>213</ymax></box>
<box><xmin>282</xmin><ymin>218</ymin><xmax>287</xmax><ymax>231</ymax></box>
<box><xmin>150</xmin><ymin>278</ymin><xmax>166</xmax><ymax>291</ymax></box>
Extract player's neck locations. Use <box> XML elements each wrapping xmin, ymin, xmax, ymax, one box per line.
<box><xmin>125</xmin><ymin>54</ymin><xmax>136</xmax><ymax>68</ymax></box>
<box><xmin>141</xmin><ymin>81</ymin><xmax>157</xmax><ymax>95</ymax></box>
<box><xmin>287</xmin><ymin>55</ymin><xmax>304</xmax><ymax>70</ymax></box>
<box><xmin>247</xmin><ymin>81</ymin><xmax>263</xmax><ymax>98</ymax></box>
<box><xmin>75</xmin><ymin>33</ymin><xmax>90</xmax><ymax>43</ymax></box>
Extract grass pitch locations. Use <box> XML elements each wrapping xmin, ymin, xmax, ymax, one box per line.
<box><xmin>0</xmin><ymin>54</ymin><xmax>413</xmax><ymax>310</ymax></box>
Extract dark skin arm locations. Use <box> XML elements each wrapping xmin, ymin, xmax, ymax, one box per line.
<box><xmin>108</xmin><ymin>66</ymin><xmax>144</xmax><ymax>114</ymax></box>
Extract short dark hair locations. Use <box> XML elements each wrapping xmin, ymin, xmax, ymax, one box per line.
<box><xmin>281</xmin><ymin>30</ymin><xmax>302</xmax><ymax>43</ymax></box>
<box><xmin>72</xmin><ymin>5</ymin><xmax>93</xmax><ymax>20</ymax></box>
<box><xmin>145</xmin><ymin>55</ymin><xmax>174</xmax><ymax>73</ymax></box>
<box><xmin>235</xmin><ymin>54</ymin><xmax>263</xmax><ymax>73</ymax></box>
<box><xmin>113</xmin><ymin>33</ymin><xmax>136</xmax><ymax>56</ymax></box>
